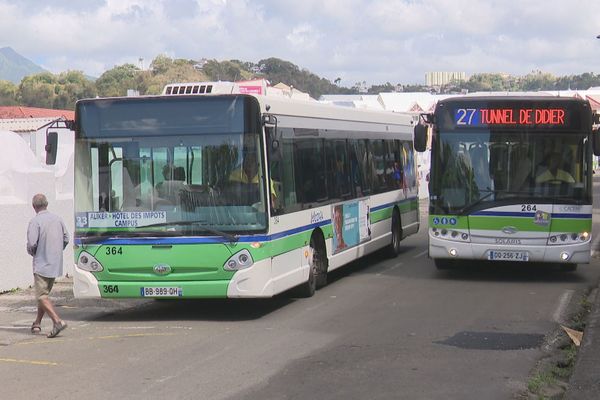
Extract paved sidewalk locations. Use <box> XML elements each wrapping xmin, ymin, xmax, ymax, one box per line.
<box><xmin>0</xmin><ymin>277</ymin><xmax>144</xmax><ymax>345</ymax></box>
<box><xmin>564</xmin><ymin>286</ymin><xmax>600</xmax><ymax>399</ymax></box>
<box><xmin>0</xmin><ymin>279</ymin><xmax>74</xmax><ymax>345</ymax></box>
<box><xmin>563</xmin><ymin>180</ymin><xmax>600</xmax><ymax>399</ymax></box>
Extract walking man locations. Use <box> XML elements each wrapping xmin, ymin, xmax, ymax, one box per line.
<box><xmin>26</xmin><ymin>193</ymin><xmax>69</xmax><ymax>338</ymax></box>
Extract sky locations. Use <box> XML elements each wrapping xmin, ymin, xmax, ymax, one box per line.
<box><xmin>1</xmin><ymin>0</ymin><xmax>600</xmax><ymax>87</ymax></box>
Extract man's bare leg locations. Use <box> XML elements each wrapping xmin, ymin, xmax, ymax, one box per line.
<box><xmin>38</xmin><ymin>297</ymin><xmax>61</xmax><ymax>325</ymax></box>
<box><xmin>33</xmin><ymin>304</ymin><xmax>45</xmax><ymax>326</ymax></box>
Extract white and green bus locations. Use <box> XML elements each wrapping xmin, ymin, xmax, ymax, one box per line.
<box><xmin>413</xmin><ymin>95</ymin><xmax>600</xmax><ymax>270</ymax></box>
<box><xmin>64</xmin><ymin>82</ymin><xmax>419</xmax><ymax>298</ymax></box>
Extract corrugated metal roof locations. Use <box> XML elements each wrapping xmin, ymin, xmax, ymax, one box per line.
<box><xmin>0</xmin><ymin>106</ymin><xmax>74</xmax><ymax>120</ymax></box>
<box><xmin>0</xmin><ymin>118</ymin><xmax>58</xmax><ymax>132</ymax></box>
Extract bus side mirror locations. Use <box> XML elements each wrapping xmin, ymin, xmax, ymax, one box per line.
<box><xmin>45</xmin><ymin>131</ymin><xmax>58</xmax><ymax>165</ymax></box>
<box><xmin>413</xmin><ymin>123</ymin><xmax>428</xmax><ymax>152</ymax></box>
<box><xmin>593</xmin><ymin>128</ymin><xmax>600</xmax><ymax>157</ymax></box>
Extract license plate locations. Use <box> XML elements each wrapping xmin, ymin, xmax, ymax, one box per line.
<box><xmin>140</xmin><ymin>287</ymin><xmax>182</xmax><ymax>297</ymax></box>
<box><xmin>487</xmin><ymin>250</ymin><xmax>529</xmax><ymax>262</ymax></box>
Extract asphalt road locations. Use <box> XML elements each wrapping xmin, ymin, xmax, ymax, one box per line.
<box><xmin>1</xmin><ymin>201</ymin><xmax>599</xmax><ymax>400</ymax></box>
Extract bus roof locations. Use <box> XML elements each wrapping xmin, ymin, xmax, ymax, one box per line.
<box><xmin>436</xmin><ymin>95</ymin><xmax>590</xmax><ymax>106</ymax></box>
<box><xmin>160</xmin><ymin>81</ymin><xmax>416</xmax><ymax>127</ymax></box>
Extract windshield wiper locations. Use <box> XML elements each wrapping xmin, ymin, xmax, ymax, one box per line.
<box><xmin>456</xmin><ymin>190</ymin><xmax>496</xmax><ymax>216</ymax></box>
<box><xmin>142</xmin><ymin>220</ymin><xmax>238</xmax><ymax>242</ymax></box>
<box><xmin>76</xmin><ymin>233</ymin><xmax>112</xmax><ymax>244</ymax></box>
<box><xmin>76</xmin><ymin>230</ymin><xmax>183</xmax><ymax>244</ymax></box>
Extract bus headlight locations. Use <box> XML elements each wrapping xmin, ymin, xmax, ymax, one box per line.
<box><xmin>548</xmin><ymin>232</ymin><xmax>590</xmax><ymax>245</ymax></box>
<box><xmin>560</xmin><ymin>252</ymin><xmax>571</xmax><ymax>261</ymax></box>
<box><xmin>431</xmin><ymin>228</ymin><xmax>470</xmax><ymax>242</ymax></box>
<box><xmin>223</xmin><ymin>249</ymin><xmax>254</xmax><ymax>271</ymax></box>
<box><xmin>77</xmin><ymin>251</ymin><xmax>104</xmax><ymax>272</ymax></box>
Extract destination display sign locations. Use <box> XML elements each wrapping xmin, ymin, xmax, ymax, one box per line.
<box><xmin>454</xmin><ymin>107</ymin><xmax>566</xmax><ymax>126</ymax></box>
<box><xmin>76</xmin><ymin>211</ymin><xmax>167</xmax><ymax>229</ymax></box>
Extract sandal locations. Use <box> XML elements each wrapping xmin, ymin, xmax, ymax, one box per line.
<box><xmin>31</xmin><ymin>323</ymin><xmax>41</xmax><ymax>334</ymax></box>
<box><xmin>47</xmin><ymin>321</ymin><xmax>67</xmax><ymax>338</ymax></box>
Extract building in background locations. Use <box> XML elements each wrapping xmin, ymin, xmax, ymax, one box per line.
<box><xmin>0</xmin><ymin>106</ymin><xmax>74</xmax><ymax>292</ymax></box>
<box><xmin>425</xmin><ymin>71</ymin><xmax>467</xmax><ymax>87</ymax></box>
<box><xmin>0</xmin><ymin>106</ymin><xmax>74</xmax><ymax>160</ymax></box>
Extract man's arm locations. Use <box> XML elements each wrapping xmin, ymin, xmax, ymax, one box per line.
<box><xmin>26</xmin><ymin>220</ymin><xmax>39</xmax><ymax>256</ymax></box>
<box><xmin>62</xmin><ymin>220</ymin><xmax>70</xmax><ymax>250</ymax></box>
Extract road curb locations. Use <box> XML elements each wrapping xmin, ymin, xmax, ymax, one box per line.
<box><xmin>564</xmin><ymin>287</ymin><xmax>600</xmax><ymax>399</ymax></box>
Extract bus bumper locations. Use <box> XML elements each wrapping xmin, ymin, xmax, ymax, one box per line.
<box><xmin>429</xmin><ymin>237</ymin><xmax>591</xmax><ymax>264</ymax></box>
<box><xmin>72</xmin><ymin>259</ymin><xmax>274</xmax><ymax>299</ymax></box>
<box><xmin>73</xmin><ymin>266</ymin><xmax>102</xmax><ymax>298</ymax></box>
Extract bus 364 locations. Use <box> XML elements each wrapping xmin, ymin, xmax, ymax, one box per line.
<box><xmin>49</xmin><ymin>81</ymin><xmax>420</xmax><ymax>298</ymax></box>
<box><xmin>413</xmin><ymin>95</ymin><xmax>600</xmax><ymax>270</ymax></box>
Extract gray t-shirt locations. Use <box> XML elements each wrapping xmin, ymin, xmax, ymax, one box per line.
<box><xmin>26</xmin><ymin>210</ymin><xmax>69</xmax><ymax>278</ymax></box>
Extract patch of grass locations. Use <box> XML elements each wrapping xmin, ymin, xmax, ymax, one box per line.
<box><xmin>528</xmin><ymin>370</ymin><xmax>555</xmax><ymax>394</ymax></box>
<box><xmin>0</xmin><ymin>287</ymin><xmax>20</xmax><ymax>295</ymax></box>
<box><xmin>523</xmin><ymin>289</ymin><xmax>595</xmax><ymax>399</ymax></box>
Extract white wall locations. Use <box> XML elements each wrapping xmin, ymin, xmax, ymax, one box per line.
<box><xmin>416</xmin><ymin>151</ymin><xmax>430</xmax><ymax>199</ymax></box>
<box><xmin>0</xmin><ymin>130</ymin><xmax>74</xmax><ymax>292</ymax></box>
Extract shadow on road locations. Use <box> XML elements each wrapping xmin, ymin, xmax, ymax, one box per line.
<box><xmin>431</xmin><ymin>260</ymin><xmax>589</xmax><ymax>284</ymax></box>
<box><xmin>85</xmin><ymin>296</ymin><xmax>296</xmax><ymax>324</ymax></box>
<box><xmin>320</xmin><ymin>244</ymin><xmax>590</xmax><ymax>286</ymax></box>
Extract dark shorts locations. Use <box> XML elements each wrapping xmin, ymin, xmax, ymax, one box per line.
<box><xmin>34</xmin><ymin>273</ymin><xmax>55</xmax><ymax>300</ymax></box>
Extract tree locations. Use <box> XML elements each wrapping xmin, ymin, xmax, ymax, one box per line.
<box><xmin>203</xmin><ymin>59</ymin><xmax>245</xmax><ymax>82</ymax></box>
<box><xmin>53</xmin><ymin>71</ymin><xmax>97</xmax><ymax>109</ymax></box>
<box><xmin>368</xmin><ymin>82</ymin><xmax>395</xmax><ymax>94</ymax></box>
<box><xmin>150</xmin><ymin>54</ymin><xmax>173</xmax><ymax>75</ymax></box>
<box><xmin>144</xmin><ymin>55</ymin><xmax>208</xmax><ymax>94</ymax></box>
<box><xmin>95</xmin><ymin>64</ymin><xmax>142</xmax><ymax>97</ymax></box>
<box><xmin>0</xmin><ymin>80</ymin><xmax>17</xmax><ymax>105</ymax></box>
<box><xmin>462</xmin><ymin>73</ymin><xmax>510</xmax><ymax>92</ymax></box>
<box><xmin>256</xmin><ymin>57</ymin><xmax>355</xmax><ymax>98</ymax></box>
<box><xmin>555</xmin><ymin>72</ymin><xmax>600</xmax><ymax>90</ymax></box>
<box><xmin>520</xmin><ymin>71</ymin><xmax>556</xmax><ymax>91</ymax></box>
<box><xmin>17</xmin><ymin>72</ymin><xmax>57</xmax><ymax>108</ymax></box>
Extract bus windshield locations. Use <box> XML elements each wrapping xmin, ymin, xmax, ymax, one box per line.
<box><xmin>74</xmin><ymin>96</ymin><xmax>267</xmax><ymax>238</ymax></box>
<box><xmin>430</xmin><ymin>129</ymin><xmax>590</xmax><ymax>214</ymax></box>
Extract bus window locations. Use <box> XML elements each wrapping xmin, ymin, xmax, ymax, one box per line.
<box><xmin>349</xmin><ymin>139</ymin><xmax>368</xmax><ymax>197</ymax></box>
<box><xmin>370</xmin><ymin>140</ymin><xmax>386</xmax><ymax>193</ymax></box>
<box><xmin>294</xmin><ymin>139</ymin><xmax>327</xmax><ymax>206</ymax></box>
<box><xmin>326</xmin><ymin>140</ymin><xmax>350</xmax><ymax>200</ymax></box>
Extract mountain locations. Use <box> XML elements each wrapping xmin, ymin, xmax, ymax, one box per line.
<box><xmin>0</xmin><ymin>47</ymin><xmax>46</xmax><ymax>84</ymax></box>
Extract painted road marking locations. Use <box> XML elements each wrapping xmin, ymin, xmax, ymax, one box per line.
<box><xmin>413</xmin><ymin>250</ymin><xmax>428</xmax><ymax>258</ymax></box>
<box><xmin>17</xmin><ymin>332</ymin><xmax>178</xmax><ymax>346</ymax></box>
<box><xmin>0</xmin><ymin>358</ymin><xmax>58</xmax><ymax>366</ymax></box>
<box><xmin>376</xmin><ymin>262</ymin><xmax>404</xmax><ymax>276</ymax></box>
<box><xmin>553</xmin><ymin>289</ymin><xmax>575</xmax><ymax>324</ymax></box>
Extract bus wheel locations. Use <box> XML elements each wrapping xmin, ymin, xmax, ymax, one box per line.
<box><xmin>313</xmin><ymin>235</ymin><xmax>328</xmax><ymax>289</ymax></box>
<box><xmin>386</xmin><ymin>210</ymin><xmax>402</xmax><ymax>257</ymax></box>
<box><xmin>297</xmin><ymin>236</ymin><xmax>325</xmax><ymax>297</ymax></box>
<box><xmin>560</xmin><ymin>263</ymin><xmax>578</xmax><ymax>272</ymax></box>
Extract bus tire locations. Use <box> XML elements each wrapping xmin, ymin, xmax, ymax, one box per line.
<box><xmin>313</xmin><ymin>234</ymin><xmax>329</xmax><ymax>289</ymax></box>
<box><xmin>297</xmin><ymin>234</ymin><xmax>327</xmax><ymax>297</ymax></box>
<box><xmin>386</xmin><ymin>209</ymin><xmax>402</xmax><ymax>257</ymax></box>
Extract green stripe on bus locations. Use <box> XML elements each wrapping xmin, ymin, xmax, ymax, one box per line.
<box><xmin>97</xmin><ymin>280</ymin><xmax>230</xmax><ymax>298</ymax></box>
<box><xmin>430</xmin><ymin>214</ymin><xmax>591</xmax><ymax>232</ymax></box>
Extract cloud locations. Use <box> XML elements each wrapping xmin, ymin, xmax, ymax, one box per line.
<box><xmin>286</xmin><ymin>24</ymin><xmax>322</xmax><ymax>50</ymax></box>
<box><xmin>0</xmin><ymin>0</ymin><xmax>599</xmax><ymax>86</ymax></box>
